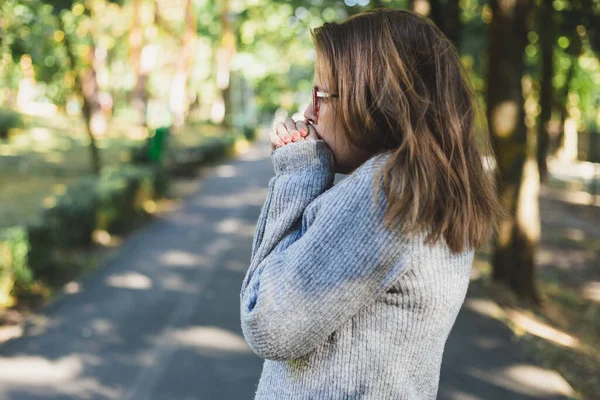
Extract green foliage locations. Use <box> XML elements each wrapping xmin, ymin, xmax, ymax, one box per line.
<box><xmin>24</xmin><ymin>220</ymin><xmax>59</xmax><ymax>286</ymax></box>
<box><xmin>0</xmin><ymin>1</ymin><xmax>69</xmax><ymax>99</ymax></box>
<box><xmin>0</xmin><ymin>162</ymin><xmax>170</xmax><ymax>291</ymax></box>
<box><xmin>0</xmin><ymin>129</ymin><xmax>250</xmax><ymax>291</ymax></box>
<box><xmin>166</xmin><ymin>130</ymin><xmax>242</xmax><ymax>176</ymax></box>
<box><xmin>0</xmin><ymin>227</ymin><xmax>34</xmax><ymax>298</ymax></box>
<box><xmin>198</xmin><ymin>134</ymin><xmax>237</xmax><ymax>162</ymax></box>
<box><xmin>149</xmin><ymin>164</ymin><xmax>170</xmax><ymax>198</ymax></box>
<box><xmin>41</xmin><ymin>176</ymin><xmax>99</xmax><ymax>247</ymax></box>
<box><xmin>96</xmin><ymin>165</ymin><xmax>154</xmax><ymax>233</ymax></box>
<box><xmin>0</xmin><ymin>109</ymin><xmax>23</xmax><ymax>139</ymax></box>
<box><xmin>244</xmin><ymin>125</ymin><xmax>258</xmax><ymax>140</ymax></box>
<box><xmin>47</xmin><ymin>0</ymin><xmax>125</xmax><ymax>16</ymax></box>
<box><xmin>130</xmin><ymin>142</ymin><xmax>150</xmax><ymax>164</ymax></box>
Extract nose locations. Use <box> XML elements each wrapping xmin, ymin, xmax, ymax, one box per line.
<box><xmin>303</xmin><ymin>103</ymin><xmax>316</xmax><ymax>124</ymax></box>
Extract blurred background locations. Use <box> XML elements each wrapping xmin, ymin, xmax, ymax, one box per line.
<box><xmin>0</xmin><ymin>0</ymin><xmax>598</xmax><ymax>399</ymax></box>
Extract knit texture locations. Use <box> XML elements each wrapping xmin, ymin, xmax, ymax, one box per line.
<box><xmin>240</xmin><ymin>139</ymin><xmax>474</xmax><ymax>400</ymax></box>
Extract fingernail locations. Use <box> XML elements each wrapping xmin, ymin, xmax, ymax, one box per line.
<box><xmin>279</xmin><ymin>139</ymin><xmax>285</xmax><ymax>146</ymax></box>
<box><xmin>300</xmin><ymin>129</ymin><xmax>308</xmax><ymax>136</ymax></box>
<box><xmin>283</xmin><ymin>136</ymin><xmax>290</xmax><ymax>143</ymax></box>
<box><xmin>292</xmin><ymin>134</ymin><xmax>300</xmax><ymax>141</ymax></box>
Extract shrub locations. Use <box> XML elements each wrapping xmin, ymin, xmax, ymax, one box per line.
<box><xmin>0</xmin><ymin>109</ymin><xmax>23</xmax><ymax>139</ymax></box>
<box><xmin>3</xmin><ymin>164</ymin><xmax>169</xmax><ymax>290</ymax></box>
<box><xmin>149</xmin><ymin>164</ymin><xmax>170</xmax><ymax>198</ymax></box>
<box><xmin>0</xmin><ymin>124</ymin><xmax>258</xmax><ymax>303</ymax></box>
<box><xmin>244</xmin><ymin>125</ymin><xmax>258</xmax><ymax>140</ymax></box>
<box><xmin>198</xmin><ymin>134</ymin><xmax>237</xmax><ymax>162</ymax></box>
<box><xmin>168</xmin><ymin>133</ymin><xmax>239</xmax><ymax>176</ymax></box>
<box><xmin>41</xmin><ymin>177</ymin><xmax>100</xmax><ymax>247</ymax></box>
<box><xmin>0</xmin><ymin>241</ymin><xmax>13</xmax><ymax>306</ymax></box>
<box><xmin>0</xmin><ymin>227</ymin><xmax>34</xmax><ymax>303</ymax></box>
<box><xmin>97</xmin><ymin>165</ymin><xmax>155</xmax><ymax>233</ymax></box>
<box><xmin>24</xmin><ymin>220</ymin><xmax>61</xmax><ymax>286</ymax></box>
<box><xmin>130</xmin><ymin>143</ymin><xmax>150</xmax><ymax>164</ymax></box>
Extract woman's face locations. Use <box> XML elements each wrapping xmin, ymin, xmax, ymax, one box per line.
<box><xmin>303</xmin><ymin>65</ymin><xmax>372</xmax><ymax>175</ymax></box>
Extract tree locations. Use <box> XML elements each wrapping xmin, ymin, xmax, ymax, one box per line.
<box><xmin>129</xmin><ymin>0</ymin><xmax>149</xmax><ymax>128</ymax></box>
<box><xmin>167</xmin><ymin>0</ymin><xmax>197</xmax><ymax>127</ymax></box>
<box><xmin>536</xmin><ymin>0</ymin><xmax>554</xmax><ymax>182</ymax></box>
<box><xmin>408</xmin><ymin>0</ymin><xmax>460</xmax><ymax>47</ymax></box>
<box><xmin>215</xmin><ymin>0</ymin><xmax>236</xmax><ymax>128</ymax></box>
<box><xmin>43</xmin><ymin>0</ymin><xmax>125</xmax><ymax>174</ymax></box>
<box><xmin>444</xmin><ymin>0</ymin><xmax>461</xmax><ymax>47</ymax></box>
<box><xmin>54</xmin><ymin>3</ymin><xmax>106</xmax><ymax>175</ymax></box>
<box><xmin>487</xmin><ymin>0</ymin><xmax>540</xmax><ymax>302</ymax></box>
<box><xmin>551</xmin><ymin>0</ymin><xmax>599</xmax><ymax>160</ymax></box>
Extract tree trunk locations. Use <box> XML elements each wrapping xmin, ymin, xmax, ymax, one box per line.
<box><xmin>411</xmin><ymin>0</ymin><xmax>444</xmax><ymax>30</ymax></box>
<box><xmin>169</xmin><ymin>0</ymin><xmax>197</xmax><ymax>127</ymax></box>
<box><xmin>487</xmin><ymin>0</ymin><xmax>539</xmax><ymax>303</ymax></box>
<box><xmin>553</xmin><ymin>35</ymin><xmax>582</xmax><ymax>158</ymax></box>
<box><xmin>129</xmin><ymin>0</ymin><xmax>150</xmax><ymax>128</ymax></box>
<box><xmin>552</xmin><ymin>62</ymin><xmax>573</xmax><ymax>155</ymax></box>
<box><xmin>59</xmin><ymin>16</ymin><xmax>102</xmax><ymax>175</ymax></box>
<box><xmin>537</xmin><ymin>0</ymin><xmax>554</xmax><ymax>182</ymax></box>
<box><xmin>411</xmin><ymin>0</ymin><xmax>460</xmax><ymax>47</ymax></box>
<box><xmin>214</xmin><ymin>0</ymin><xmax>235</xmax><ymax>129</ymax></box>
<box><xmin>444</xmin><ymin>0</ymin><xmax>461</xmax><ymax>48</ymax></box>
<box><xmin>80</xmin><ymin>60</ymin><xmax>103</xmax><ymax>175</ymax></box>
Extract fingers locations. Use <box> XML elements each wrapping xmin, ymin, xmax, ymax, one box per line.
<box><xmin>295</xmin><ymin>120</ymin><xmax>309</xmax><ymax>138</ymax></box>
<box><xmin>271</xmin><ymin>117</ymin><xmax>320</xmax><ymax>151</ymax></box>
<box><xmin>269</xmin><ymin>130</ymin><xmax>285</xmax><ymax>150</ymax></box>
<box><xmin>284</xmin><ymin>118</ymin><xmax>302</xmax><ymax>142</ymax></box>
<box><xmin>275</xmin><ymin>121</ymin><xmax>293</xmax><ymax>144</ymax></box>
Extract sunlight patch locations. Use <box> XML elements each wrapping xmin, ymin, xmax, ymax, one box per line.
<box><xmin>105</xmin><ymin>272</ymin><xmax>152</xmax><ymax>290</ymax></box>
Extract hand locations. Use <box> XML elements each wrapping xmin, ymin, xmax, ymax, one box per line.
<box><xmin>270</xmin><ymin>117</ymin><xmax>320</xmax><ymax>151</ymax></box>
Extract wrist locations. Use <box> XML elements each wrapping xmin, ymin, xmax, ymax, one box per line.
<box><xmin>271</xmin><ymin>140</ymin><xmax>334</xmax><ymax>175</ymax></box>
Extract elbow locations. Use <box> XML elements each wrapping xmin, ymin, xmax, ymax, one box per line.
<box><xmin>240</xmin><ymin>308</ymin><xmax>314</xmax><ymax>361</ymax></box>
<box><xmin>247</xmin><ymin>338</ymin><xmax>305</xmax><ymax>361</ymax></box>
<box><xmin>239</xmin><ymin>265</ymin><xmax>316</xmax><ymax>361</ymax></box>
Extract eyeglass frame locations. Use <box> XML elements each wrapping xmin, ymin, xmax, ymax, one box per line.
<box><xmin>312</xmin><ymin>86</ymin><xmax>339</xmax><ymax>121</ymax></box>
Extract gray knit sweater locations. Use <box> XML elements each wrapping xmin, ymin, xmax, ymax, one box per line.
<box><xmin>239</xmin><ymin>139</ymin><xmax>474</xmax><ymax>399</ymax></box>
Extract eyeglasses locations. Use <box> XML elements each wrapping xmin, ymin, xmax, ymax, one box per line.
<box><xmin>312</xmin><ymin>86</ymin><xmax>339</xmax><ymax>121</ymax></box>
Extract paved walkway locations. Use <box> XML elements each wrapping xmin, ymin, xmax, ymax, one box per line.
<box><xmin>0</xmin><ymin>133</ymin><xmax>574</xmax><ymax>399</ymax></box>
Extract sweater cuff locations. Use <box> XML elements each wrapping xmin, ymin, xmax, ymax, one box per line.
<box><xmin>270</xmin><ymin>140</ymin><xmax>334</xmax><ymax>175</ymax></box>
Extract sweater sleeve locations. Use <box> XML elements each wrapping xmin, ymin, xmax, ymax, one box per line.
<box><xmin>248</xmin><ymin>139</ymin><xmax>336</xmax><ymax>262</ymax></box>
<box><xmin>240</xmin><ymin>140</ymin><xmax>409</xmax><ymax>361</ymax></box>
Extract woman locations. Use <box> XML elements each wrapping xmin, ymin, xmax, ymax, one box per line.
<box><xmin>240</xmin><ymin>8</ymin><xmax>504</xmax><ymax>400</ymax></box>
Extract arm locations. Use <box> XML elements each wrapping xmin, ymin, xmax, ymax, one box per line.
<box><xmin>248</xmin><ymin>139</ymin><xmax>336</xmax><ymax>263</ymax></box>
<box><xmin>240</xmin><ymin>142</ymin><xmax>409</xmax><ymax>361</ymax></box>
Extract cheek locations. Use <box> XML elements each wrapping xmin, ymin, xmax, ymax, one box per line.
<box><xmin>319</xmin><ymin>105</ymin><xmax>335</xmax><ymax>133</ymax></box>
<box><xmin>317</xmin><ymin>104</ymin><xmax>344</xmax><ymax>150</ymax></box>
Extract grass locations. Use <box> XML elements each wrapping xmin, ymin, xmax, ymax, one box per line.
<box><xmin>0</xmin><ymin>114</ymin><xmax>145</xmax><ymax>228</ymax></box>
<box><xmin>0</xmin><ymin>113</ymin><xmax>233</xmax><ymax>229</ymax></box>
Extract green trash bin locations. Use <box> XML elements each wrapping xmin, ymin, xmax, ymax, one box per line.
<box><xmin>148</xmin><ymin>126</ymin><xmax>170</xmax><ymax>163</ymax></box>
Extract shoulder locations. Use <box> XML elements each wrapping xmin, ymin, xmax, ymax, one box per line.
<box><xmin>307</xmin><ymin>151</ymin><xmax>395</xmax><ymax>218</ymax></box>
<box><xmin>321</xmin><ymin>152</ymin><xmax>395</xmax><ymax>216</ymax></box>
<box><xmin>350</xmin><ymin>151</ymin><xmax>394</xmax><ymax>184</ymax></box>
<box><xmin>343</xmin><ymin>152</ymin><xmax>394</xmax><ymax>197</ymax></box>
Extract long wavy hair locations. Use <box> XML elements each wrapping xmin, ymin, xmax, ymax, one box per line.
<box><xmin>311</xmin><ymin>8</ymin><xmax>505</xmax><ymax>254</ymax></box>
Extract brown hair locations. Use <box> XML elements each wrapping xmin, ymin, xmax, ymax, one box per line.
<box><xmin>311</xmin><ymin>8</ymin><xmax>506</xmax><ymax>254</ymax></box>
